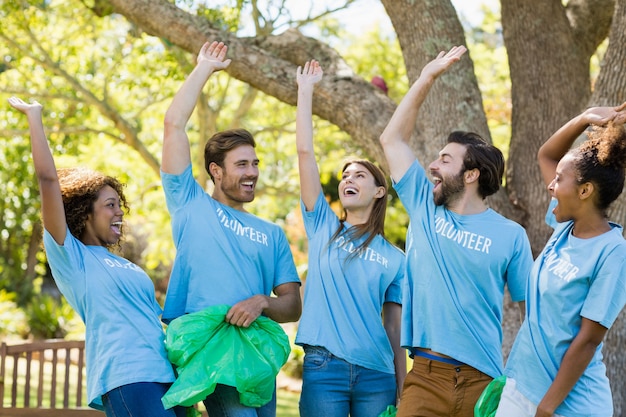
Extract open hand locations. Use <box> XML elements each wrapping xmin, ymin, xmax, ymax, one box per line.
<box><xmin>613</xmin><ymin>101</ymin><xmax>626</xmax><ymax>125</ymax></box>
<box><xmin>420</xmin><ymin>45</ymin><xmax>467</xmax><ymax>81</ymax></box>
<box><xmin>296</xmin><ymin>60</ymin><xmax>323</xmax><ymax>88</ymax></box>
<box><xmin>7</xmin><ymin>96</ymin><xmax>43</xmax><ymax>115</ymax></box>
<box><xmin>582</xmin><ymin>102</ymin><xmax>626</xmax><ymax>126</ymax></box>
<box><xmin>197</xmin><ymin>41</ymin><xmax>232</xmax><ymax>72</ymax></box>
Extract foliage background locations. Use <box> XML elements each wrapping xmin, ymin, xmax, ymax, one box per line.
<box><xmin>0</xmin><ymin>0</ymin><xmax>427</xmax><ymax>329</ymax></box>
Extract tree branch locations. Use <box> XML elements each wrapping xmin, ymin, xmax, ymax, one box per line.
<box><xmin>566</xmin><ymin>0</ymin><xmax>614</xmax><ymax>57</ymax></box>
<box><xmin>88</xmin><ymin>0</ymin><xmax>396</xmax><ymax>168</ymax></box>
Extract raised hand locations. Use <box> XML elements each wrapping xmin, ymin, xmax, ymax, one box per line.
<box><xmin>420</xmin><ymin>45</ymin><xmax>467</xmax><ymax>80</ymax></box>
<box><xmin>296</xmin><ymin>60</ymin><xmax>323</xmax><ymax>88</ymax></box>
<box><xmin>197</xmin><ymin>41</ymin><xmax>231</xmax><ymax>72</ymax></box>
<box><xmin>7</xmin><ymin>96</ymin><xmax>68</xmax><ymax>243</ymax></box>
<box><xmin>613</xmin><ymin>102</ymin><xmax>626</xmax><ymax>125</ymax></box>
<box><xmin>162</xmin><ymin>41</ymin><xmax>232</xmax><ymax>173</ymax></box>
<box><xmin>8</xmin><ymin>96</ymin><xmax>43</xmax><ymax>116</ymax></box>
<box><xmin>582</xmin><ymin>103</ymin><xmax>626</xmax><ymax>126</ymax></box>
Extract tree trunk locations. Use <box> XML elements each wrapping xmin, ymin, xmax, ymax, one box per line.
<box><xmin>381</xmin><ymin>0</ymin><xmax>490</xmax><ymax>167</ymax></box>
<box><xmin>593</xmin><ymin>2</ymin><xmax>626</xmax><ymax>414</ymax></box>
<box><xmin>503</xmin><ymin>0</ymin><xmax>589</xmax><ymax>254</ymax></box>
<box><xmin>503</xmin><ymin>0</ymin><xmax>626</xmax><ymax>412</ymax></box>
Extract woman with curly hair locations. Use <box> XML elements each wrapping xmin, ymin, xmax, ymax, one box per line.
<box><xmin>8</xmin><ymin>97</ymin><xmax>185</xmax><ymax>417</ymax></box>
<box><xmin>495</xmin><ymin>103</ymin><xmax>626</xmax><ymax>417</ymax></box>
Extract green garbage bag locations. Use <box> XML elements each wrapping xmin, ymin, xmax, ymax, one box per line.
<box><xmin>474</xmin><ymin>375</ymin><xmax>507</xmax><ymax>417</ymax></box>
<box><xmin>161</xmin><ymin>305</ymin><xmax>291</xmax><ymax>410</ymax></box>
<box><xmin>377</xmin><ymin>405</ymin><xmax>397</xmax><ymax>417</ymax></box>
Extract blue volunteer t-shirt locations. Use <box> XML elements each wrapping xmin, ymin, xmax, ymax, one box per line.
<box><xmin>160</xmin><ymin>165</ymin><xmax>300</xmax><ymax>322</ymax></box>
<box><xmin>295</xmin><ymin>192</ymin><xmax>405</xmax><ymax>374</ymax></box>
<box><xmin>504</xmin><ymin>199</ymin><xmax>626</xmax><ymax>417</ymax></box>
<box><xmin>394</xmin><ymin>160</ymin><xmax>533</xmax><ymax>378</ymax></box>
<box><xmin>43</xmin><ymin>229</ymin><xmax>175</xmax><ymax>410</ymax></box>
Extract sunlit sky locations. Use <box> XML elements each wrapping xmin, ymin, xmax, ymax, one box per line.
<box><xmin>238</xmin><ymin>0</ymin><xmax>499</xmax><ymax>38</ymax></box>
<box><xmin>287</xmin><ymin>0</ymin><xmax>499</xmax><ymax>36</ymax></box>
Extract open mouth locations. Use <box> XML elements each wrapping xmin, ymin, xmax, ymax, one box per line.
<box><xmin>241</xmin><ymin>180</ymin><xmax>255</xmax><ymax>191</ymax></box>
<box><xmin>344</xmin><ymin>186</ymin><xmax>358</xmax><ymax>196</ymax></box>
<box><xmin>111</xmin><ymin>221</ymin><xmax>123</xmax><ymax>236</ymax></box>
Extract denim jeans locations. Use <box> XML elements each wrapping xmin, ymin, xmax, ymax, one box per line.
<box><xmin>202</xmin><ymin>383</ymin><xmax>277</xmax><ymax>417</ymax></box>
<box><xmin>299</xmin><ymin>345</ymin><xmax>397</xmax><ymax>417</ymax></box>
<box><xmin>102</xmin><ymin>382</ymin><xmax>187</xmax><ymax>417</ymax></box>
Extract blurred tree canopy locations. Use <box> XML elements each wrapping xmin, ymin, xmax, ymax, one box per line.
<box><xmin>0</xmin><ymin>0</ymin><xmax>411</xmax><ymax>304</ymax></box>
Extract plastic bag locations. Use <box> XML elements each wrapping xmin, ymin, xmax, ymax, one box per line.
<box><xmin>161</xmin><ymin>305</ymin><xmax>291</xmax><ymax>409</ymax></box>
<box><xmin>377</xmin><ymin>405</ymin><xmax>397</xmax><ymax>417</ymax></box>
<box><xmin>474</xmin><ymin>375</ymin><xmax>507</xmax><ymax>417</ymax></box>
<box><xmin>185</xmin><ymin>407</ymin><xmax>201</xmax><ymax>417</ymax></box>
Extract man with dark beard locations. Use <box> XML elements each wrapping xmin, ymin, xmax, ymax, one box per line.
<box><xmin>160</xmin><ymin>41</ymin><xmax>302</xmax><ymax>417</ymax></box>
<box><xmin>379</xmin><ymin>46</ymin><xmax>533</xmax><ymax>417</ymax></box>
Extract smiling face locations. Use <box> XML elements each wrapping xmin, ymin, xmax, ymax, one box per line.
<box><xmin>81</xmin><ymin>185</ymin><xmax>125</xmax><ymax>246</ymax></box>
<box><xmin>338</xmin><ymin>162</ymin><xmax>385</xmax><ymax>214</ymax></box>
<box><xmin>210</xmin><ymin>144</ymin><xmax>259</xmax><ymax>210</ymax></box>
<box><xmin>428</xmin><ymin>142</ymin><xmax>467</xmax><ymax>206</ymax></box>
<box><xmin>548</xmin><ymin>154</ymin><xmax>584</xmax><ymax>222</ymax></box>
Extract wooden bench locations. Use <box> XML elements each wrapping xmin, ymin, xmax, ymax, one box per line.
<box><xmin>0</xmin><ymin>339</ymin><xmax>100</xmax><ymax>416</ymax></box>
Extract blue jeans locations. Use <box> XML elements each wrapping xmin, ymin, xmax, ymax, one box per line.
<box><xmin>102</xmin><ymin>382</ymin><xmax>187</xmax><ymax>417</ymax></box>
<box><xmin>202</xmin><ymin>383</ymin><xmax>277</xmax><ymax>417</ymax></box>
<box><xmin>299</xmin><ymin>345</ymin><xmax>397</xmax><ymax>417</ymax></box>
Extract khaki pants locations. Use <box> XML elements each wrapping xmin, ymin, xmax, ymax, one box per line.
<box><xmin>396</xmin><ymin>355</ymin><xmax>492</xmax><ymax>417</ymax></box>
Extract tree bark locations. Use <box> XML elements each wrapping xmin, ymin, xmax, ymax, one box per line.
<box><xmin>381</xmin><ymin>0</ymin><xmax>490</xmax><ymax>168</ymax></box>
<box><xmin>592</xmin><ymin>2</ymin><xmax>626</xmax><ymax>414</ymax></box>
<box><xmin>502</xmin><ymin>1</ymin><xmax>626</xmax><ymax>411</ymax></box>
<box><xmin>503</xmin><ymin>0</ymin><xmax>586</xmax><ymax>254</ymax></box>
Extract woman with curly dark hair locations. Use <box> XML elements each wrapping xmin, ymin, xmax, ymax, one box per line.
<box><xmin>8</xmin><ymin>97</ymin><xmax>185</xmax><ymax>417</ymax></box>
<box><xmin>495</xmin><ymin>103</ymin><xmax>626</xmax><ymax>417</ymax></box>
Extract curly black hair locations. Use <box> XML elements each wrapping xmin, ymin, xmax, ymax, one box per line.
<box><xmin>572</xmin><ymin>122</ymin><xmax>626</xmax><ymax>212</ymax></box>
<box><xmin>57</xmin><ymin>167</ymin><xmax>129</xmax><ymax>249</ymax></box>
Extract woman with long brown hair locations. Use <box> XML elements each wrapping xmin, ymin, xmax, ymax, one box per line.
<box><xmin>293</xmin><ymin>61</ymin><xmax>406</xmax><ymax>417</ymax></box>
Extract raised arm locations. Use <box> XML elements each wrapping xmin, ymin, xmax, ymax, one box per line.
<box><xmin>8</xmin><ymin>97</ymin><xmax>66</xmax><ymax>244</ymax></box>
<box><xmin>379</xmin><ymin>46</ymin><xmax>467</xmax><ymax>182</ymax></box>
<box><xmin>162</xmin><ymin>41</ymin><xmax>231</xmax><ymax>174</ymax></box>
<box><xmin>537</xmin><ymin>102</ymin><xmax>626</xmax><ymax>187</ymax></box>
<box><xmin>295</xmin><ymin>60</ymin><xmax>324</xmax><ymax>210</ymax></box>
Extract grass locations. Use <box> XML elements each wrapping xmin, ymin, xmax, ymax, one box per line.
<box><xmin>277</xmin><ymin>389</ymin><xmax>300</xmax><ymax>417</ymax></box>
<box><xmin>187</xmin><ymin>388</ymin><xmax>300</xmax><ymax>416</ymax></box>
